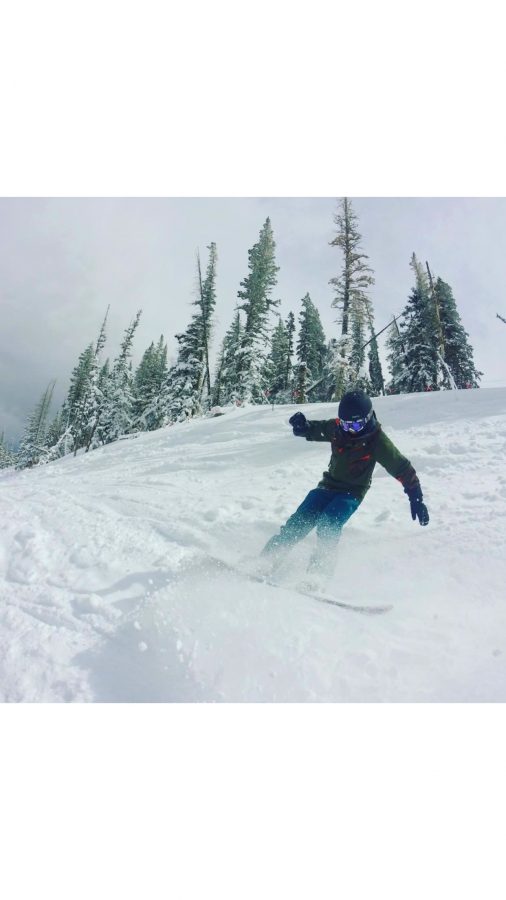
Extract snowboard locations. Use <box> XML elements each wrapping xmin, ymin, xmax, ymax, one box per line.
<box><xmin>199</xmin><ymin>555</ymin><xmax>393</xmax><ymax>616</ymax></box>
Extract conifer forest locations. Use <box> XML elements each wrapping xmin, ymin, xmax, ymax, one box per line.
<box><xmin>1</xmin><ymin>199</ymin><xmax>482</xmax><ymax>470</ymax></box>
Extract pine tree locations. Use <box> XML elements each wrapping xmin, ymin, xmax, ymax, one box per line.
<box><xmin>263</xmin><ymin>316</ymin><xmax>291</xmax><ymax>402</ymax></box>
<box><xmin>319</xmin><ymin>338</ymin><xmax>340</xmax><ymax>401</ymax></box>
<box><xmin>263</xmin><ymin>311</ymin><xmax>296</xmax><ymax>403</ymax></box>
<box><xmin>0</xmin><ymin>432</ymin><xmax>15</xmax><ymax>468</ymax></box>
<box><xmin>65</xmin><ymin>344</ymin><xmax>94</xmax><ymax>452</ymax></box>
<box><xmin>70</xmin><ymin>343</ymin><xmax>98</xmax><ymax>454</ymax></box>
<box><xmin>385</xmin><ymin>318</ymin><xmax>406</xmax><ymax>394</ymax></box>
<box><xmin>162</xmin><ymin>323</ymin><xmax>204</xmax><ymax>424</ymax></box>
<box><xmin>296</xmin><ymin>293</ymin><xmax>327</xmax><ymax>399</ymax></box>
<box><xmin>93</xmin><ymin>359</ymin><xmax>112</xmax><ymax>446</ymax></box>
<box><xmin>284</xmin><ymin>311</ymin><xmax>296</xmax><ymax>393</ymax></box>
<box><xmin>143</xmin><ymin>336</ymin><xmax>169</xmax><ymax>428</ymax></box>
<box><xmin>162</xmin><ymin>322</ymin><xmax>204</xmax><ymax>423</ymax></box>
<box><xmin>57</xmin><ymin>308</ymin><xmax>110</xmax><ymax>456</ymax></box>
<box><xmin>294</xmin><ymin>362</ymin><xmax>310</xmax><ymax>404</ymax></box>
<box><xmin>43</xmin><ymin>410</ymin><xmax>74</xmax><ymax>461</ymax></box>
<box><xmin>100</xmin><ymin>311</ymin><xmax>142</xmax><ymax>443</ymax></box>
<box><xmin>196</xmin><ymin>243</ymin><xmax>218</xmax><ymax>408</ymax></box>
<box><xmin>161</xmin><ymin>244</ymin><xmax>218</xmax><ymax>424</ymax></box>
<box><xmin>133</xmin><ymin>335</ymin><xmax>168</xmax><ymax>430</ymax></box>
<box><xmin>83</xmin><ymin>307</ymin><xmax>110</xmax><ymax>451</ymax></box>
<box><xmin>236</xmin><ymin>218</ymin><xmax>280</xmax><ymax>403</ymax></box>
<box><xmin>163</xmin><ymin>357</ymin><xmax>196</xmax><ymax>424</ymax></box>
<box><xmin>212</xmin><ymin>311</ymin><xmax>244</xmax><ymax>407</ymax></box>
<box><xmin>367</xmin><ymin>322</ymin><xmax>385</xmax><ymax>396</ymax></box>
<box><xmin>386</xmin><ymin>254</ymin><xmax>439</xmax><ymax>393</ymax></box>
<box><xmin>16</xmin><ymin>381</ymin><xmax>55</xmax><ymax>468</ymax></box>
<box><xmin>133</xmin><ymin>341</ymin><xmax>156</xmax><ymax>423</ymax></box>
<box><xmin>433</xmin><ymin>277</ymin><xmax>482</xmax><ymax>388</ymax></box>
<box><xmin>329</xmin><ymin>198</ymin><xmax>375</xmax><ymax>398</ymax></box>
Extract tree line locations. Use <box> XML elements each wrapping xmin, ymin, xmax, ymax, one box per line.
<box><xmin>0</xmin><ymin>199</ymin><xmax>481</xmax><ymax>470</ymax></box>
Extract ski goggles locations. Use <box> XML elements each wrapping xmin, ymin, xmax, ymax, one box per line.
<box><xmin>339</xmin><ymin>409</ymin><xmax>374</xmax><ymax>433</ymax></box>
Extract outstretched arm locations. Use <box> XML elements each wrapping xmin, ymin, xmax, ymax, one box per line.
<box><xmin>376</xmin><ymin>431</ymin><xmax>429</xmax><ymax>526</ymax></box>
<box><xmin>304</xmin><ymin>419</ymin><xmax>336</xmax><ymax>442</ymax></box>
<box><xmin>288</xmin><ymin>413</ymin><xmax>336</xmax><ymax>442</ymax></box>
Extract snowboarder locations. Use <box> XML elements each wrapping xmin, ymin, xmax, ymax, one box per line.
<box><xmin>262</xmin><ymin>389</ymin><xmax>429</xmax><ymax>576</ymax></box>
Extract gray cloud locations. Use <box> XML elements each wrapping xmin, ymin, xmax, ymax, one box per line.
<box><xmin>1</xmin><ymin>197</ymin><xmax>504</xmax><ymax>443</ymax></box>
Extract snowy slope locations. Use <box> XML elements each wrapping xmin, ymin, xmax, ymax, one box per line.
<box><xmin>1</xmin><ymin>388</ymin><xmax>506</xmax><ymax>702</ymax></box>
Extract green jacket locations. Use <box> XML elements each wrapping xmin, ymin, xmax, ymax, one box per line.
<box><xmin>305</xmin><ymin>418</ymin><xmax>419</xmax><ymax>501</ymax></box>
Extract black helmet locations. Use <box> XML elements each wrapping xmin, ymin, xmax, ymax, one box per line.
<box><xmin>338</xmin><ymin>390</ymin><xmax>375</xmax><ymax>434</ymax></box>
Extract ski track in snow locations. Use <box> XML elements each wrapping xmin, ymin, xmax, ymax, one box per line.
<box><xmin>1</xmin><ymin>388</ymin><xmax>506</xmax><ymax>702</ymax></box>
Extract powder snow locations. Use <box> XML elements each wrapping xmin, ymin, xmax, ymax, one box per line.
<box><xmin>1</xmin><ymin>388</ymin><xmax>505</xmax><ymax>702</ymax></box>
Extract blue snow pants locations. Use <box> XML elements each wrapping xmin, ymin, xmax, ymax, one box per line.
<box><xmin>263</xmin><ymin>488</ymin><xmax>360</xmax><ymax>555</ymax></box>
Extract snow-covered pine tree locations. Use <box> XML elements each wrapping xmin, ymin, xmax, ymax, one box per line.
<box><xmin>284</xmin><ymin>311</ymin><xmax>296</xmax><ymax>395</ymax></box>
<box><xmin>82</xmin><ymin>308</ymin><xmax>110</xmax><ymax>451</ymax></box>
<box><xmin>92</xmin><ymin>359</ymin><xmax>112</xmax><ymax>446</ymax></box>
<box><xmin>262</xmin><ymin>317</ymin><xmax>283</xmax><ymax>400</ymax></box>
<box><xmin>296</xmin><ymin>293</ymin><xmax>327</xmax><ymax>401</ymax></box>
<box><xmin>329</xmin><ymin>198</ymin><xmax>375</xmax><ymax>398</ymax></box>
<box><xmin>163</xmin><ymin>361</ymin><xmax>193</xmax><ymax>424</ymax></box>
<box><xmin>64</xmin><ymin>344</ymin><xmax>94</xmax><ymax>452</ymax></box>
<box><xmin>211</xmin><ymin>311</ymin><xmax>243</xmax><ymax>407</ymax></box>
<box><xmin>386</xmin><ymin>254</ymin><xmax>439</xmax><ymax>393</ymax></box>
<box><xmin>133</xmin><ymin>335</ymin><xmax>168</xmax><ymax>431</ymax></box>
<box><xmin>161</xmin><ymin>244</ymin><xmax>218</xmax><ymax>424</ymax></box>
<box><xmin>0</xmin><ymin>431</ymin><xmax>15</xmax><ymax>468</ymax></box>
<box><xmin>133</xmin><ymin>341</ymin><xmax>156</xmax><ymax>424</ymax></box>
<box><xmin>425</xmin><ymin>262</ymin><xmax>449</xmax><ymax>388</ymax></box>
<box><xmin>366</xmin><ymin>321</ymin><xmax>385</xmax><ymax>396</ymax></box>
<box><xmin>43</xmin><ymin>409</ymin><xmax>74</xmax><ymax>462</ymax></box>
<box><xmin>263</xmin><ymin>316</ymin><xmax>293</xmax><ymax>403</ymax></box>
<box><xmin>196</xmin><ymin>243</ymin><xmax>218</xmax><ymax>409</ymax></box>
<box><xmin>294</xmin><ymin>362</ymin><xmax>310</xmax><ymax>404</ymax></box>
<box><xmin>318</xmin><ymin>338</ymin><xmax>339</xmax><ymax>401</ymax></box>
<box><xmin>433</xmin><ymin>276</ymin><xmax>482</xmax><ymax>388</ymax></box>
<box><xmin>424</xmin><ymin>261</ymin><xmax>478</xmax><ymax>390</ymax></box>
<box><xmin>16</xmin><ymin>381</ymin><xmax>55</xmax><ymax>468</ymax></box>
<box><xmin>100</xmin><ymin>311</ymin><xmax>142</xmax><ymax>443</ymax></box>
<box><xmin>44</xmin><ymin>410</ymin><xmax>64</xmax><ymax>456</ymax></box>
<box><xmin>385</xmin><ymin>317</ymin><xmax>406</xmax><ymax>394</ymax></box>
<box><xmin>48</xmin><ymin>309</ymin><xmax>110</xmax><ymax>458</ymax></box>
<box><xmin>235</xmin><ymin>218</ymin><xmax>280</xmax><ymax>403</ymax></box>
<box><xmin>163</xmin><ymin>322</ymin><xmax>204</xmax><ymax>423</ymax></box>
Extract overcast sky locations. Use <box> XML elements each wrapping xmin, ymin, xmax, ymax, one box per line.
<box><xmin>1</xmin><ymin>197</ymin><xmax>505</xmax><ymax>443</ymax></box>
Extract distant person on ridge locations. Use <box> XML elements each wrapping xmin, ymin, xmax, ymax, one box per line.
<box><xmin>262</xmin><ymin>389</ymin><xmax>429</xmax><ymax>577</ymax></box>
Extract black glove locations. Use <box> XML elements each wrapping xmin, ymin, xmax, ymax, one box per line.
<box><xmin>406</xmin><ymin>483</ymin><xmax>429</xmax><ymax>526</ymax></box>
<box><xmin>289</xmin><ymin>411</ymin><xmax>309</xmax><ymax>437</ymax></box>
